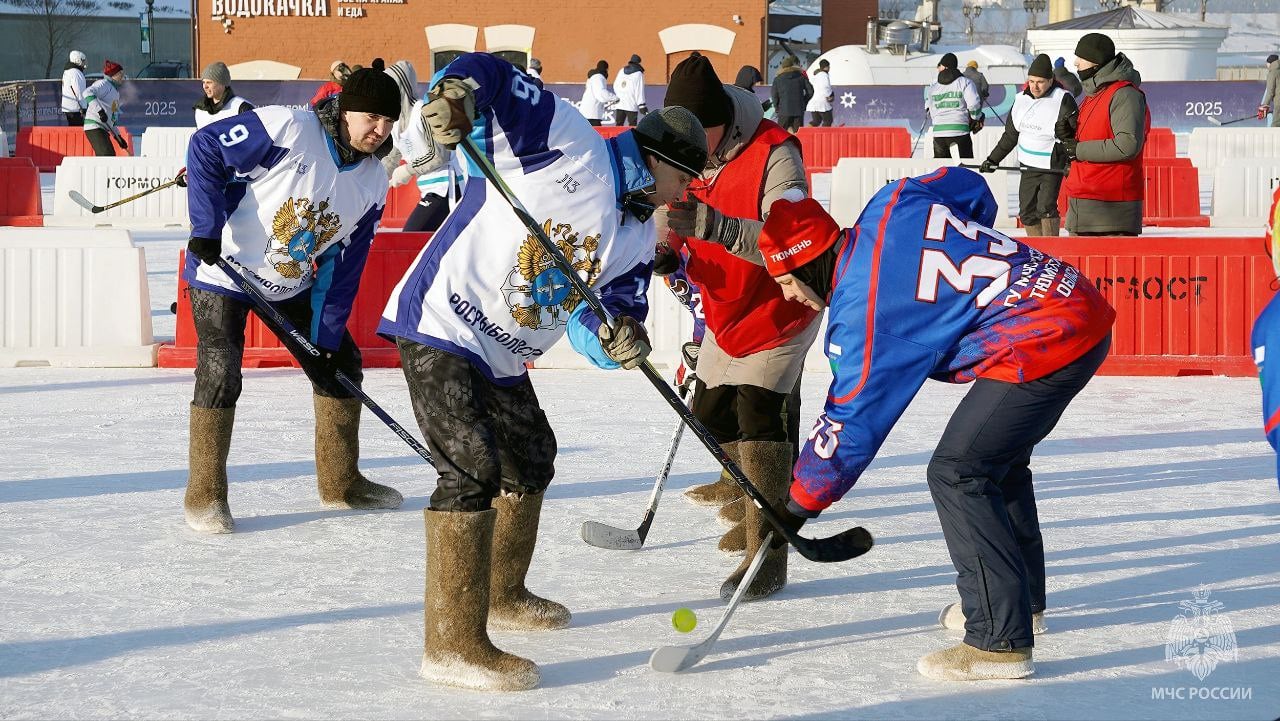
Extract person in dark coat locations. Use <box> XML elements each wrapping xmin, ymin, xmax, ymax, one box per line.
<box><xmin>735</xmin><ymin>64</ymin><xmax>771</xmax><ymax>112</ymax></box>
<box><xmin>770</xmin><ymin>55</ymin><xmax>812</xmax><ymax>133</ymax></box>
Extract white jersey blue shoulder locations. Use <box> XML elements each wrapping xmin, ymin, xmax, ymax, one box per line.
<box><xmin>379</xmin><ymin>53</ymin><xmax>657</xmax><ymax>385</ymax></box>
<box><xmin>183</xmin><ymin>104</ymin><xmax>389</xmax><ymax>351</ymax></box>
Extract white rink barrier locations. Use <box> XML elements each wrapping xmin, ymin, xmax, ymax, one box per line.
<box><xmin>0</xmin><ymin>127</ymin><xmax>8</xmax><ymax>157</ymax></box>
<box><xmin>0</xmin><ymin>227</ymin><xmax>157</xmax><ymax>367</ymax></box>
<box><xmin>913</xmin><ymin>126</ymin><xmax>1017</xmax><ymax>166</ymax></box>
<box><xmin>1188</xmin><ymin>127</ymin><xmax>1280</xmax><ymax>184</ymax></box>
<box><xmin>830</xmin><ymin>157</ymin><xmax>1013</xmax><ymax>228</ymax></box>
<box><xmin>50</xmin><ymin>157</ymin><xmax>189</xmax><ymax>228</ymax></box>
<box><xmin>1211</xmin><ymin>159</ymin><xmax>1280</xmax><ymax>228</ymax></box>
<box><xmin>140</xmin><ymin>126</ymin><xmax>195</xmax><ymax>160</ymax></box>
<box><xmin>532</xmin><ymin>280</ymin><xmax>835</xmax><ymax>374</ymax></box>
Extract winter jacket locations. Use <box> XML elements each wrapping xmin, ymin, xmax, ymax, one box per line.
<box><xmin>926</xmin><ymin>69</ymin><xmax>980</xmax><ymax>138</ymax></box>
<box><xmin>771</xmin><ymin>66</ymin><xmax>813</xmax><ymax>119</ymax></box>
<box><xmin>61</xmin><ymin>63</ymin><xmax>87</xmax><ymax>113</ymax></box>
<box><xmin>963</xmin><ymin>67</ymin><xmax>990</xmax><ymax>100</ymax></box>
<box><xmin>193</xmin><ymin>87</ymin><xmax>254</xmax><ymax>129</ymax></box>
<box><xmin>1064</xmin><ymin>53</ymin><xmax>1148</xmax><ymax>235</ymax></box>
<box><xmin>1263</xmin><ymin>62</ymin><xmax>1280</xmax><ymax>109</ymax></box>
<box><xmin>613</xmin><ymin>62</ymin><xmax>646</xmax><ymax>113</ymax></box>
<box><xmin>579</xmin><ymin>68</ymin><xmax>617</xmax><ymax>121</ymax></box>
<box><xmin>83</xmin><ymin>77</ymin><xmax>122</xmax><ymax>133</ymax></box>
<box><xmin>806</xmin><ymin>69</ymin><xmax>834</xmax><ymax>113</ymax></box>
<box><xmin>987</xmin><ymin>86</ymin><xmax>1077</xmax><ymax>171</ymax></box>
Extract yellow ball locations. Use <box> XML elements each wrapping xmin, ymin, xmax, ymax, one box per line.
<box><xmin>671</xmin><ymin>607</ymin><xmax>697</xmax><ymax>633</ymax></box>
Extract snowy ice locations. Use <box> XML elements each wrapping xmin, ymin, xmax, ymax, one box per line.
<box><xmin>1</xmin><ymin>233</ymin><xmax>1278</xmax><ymax>719</ymax></box>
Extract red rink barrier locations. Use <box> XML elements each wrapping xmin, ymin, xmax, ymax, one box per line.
<box><xmin>795</xmin><ymin>127</ymin><xmax>913</xmax><ymax>167</ymax></box>
<box><xmin>380</xmin><ymin>181</ymin><xmax>422</xmax><ymax>229</ymax></box>
<box><xmin>1145</xmin><ymin>127</ymin><xmax>1176</xmax><ymax>159</ymax></box>
<box><xmin>1059</xmin><ymin>160</ymin><xmax>1208</xmax><ymax>227</ymax></box>
<box><xmin>157</xmin><ymin>231</ymin><xmax>431</xmax><ymax>368</ymax></box>
<box><xmin>16</xmin><ymin>126</ymin><xmax>136</xmax><ymax>172</ymax></box>
<box><xmin>1036</xmin><ymin>235</ymin><xmax>1271</xmax><ymax>376</ymax></box>
<box><xmin>0</xmin><ymin>157</ymin><xmax>44</xmax><ymax>226</ymax></box>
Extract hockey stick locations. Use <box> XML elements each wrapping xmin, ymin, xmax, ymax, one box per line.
<box><xmin>957</xmin><ymin>163</ymin><xmax>1066</xmax><ymax>176</ymax></box>
<box><xmin>1207</xmin><ymin>114</ymin><xmax>1257</xmax><ymax>126</ymax></box>
<box><xmin>580</xmin><ymin>379</ymin><xmax>689</xmax><ymax>550</ymax></box>
<box><xmin>909</xmin><ymin>111</ymin><xmax>931</xmax><ymax>157</ymax></box>
<box><xmin>211</xmin><ymin>256</ymin><xmax>435</xmax><ymax>465</ymax></box>
<box><xmin>460</xmin><ymin>136</ymin><xmax>873</xmax><ymax>564</ymax></box>
<box><xmin>68</xmin><ymin>170</ymin><xmax>185</xmax><ymax>213</ymax></box>
<box><xmin>649</xmin><ymin>532</ymin><xmax>774</xmax><ymax>673</ymax></box>
<box><xmin>981</xmin><ymin>96</ymin><xmax>1005</xmax><ymax>126</ymax></box>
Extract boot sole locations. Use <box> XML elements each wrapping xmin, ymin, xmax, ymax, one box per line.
<box><xmin>917</xmin><ymin>657</ymin><xmax>1035</xmax><ymax>681</ymax></box>
<box><xmin>184</xmin><ymin>505</ymin><xmax>234</xmax><ymax>534</ymax></box>
<box><xmin>420</xmin><ymin>654</ymin><xmax>540</xmax><ymax>692</ymax></box>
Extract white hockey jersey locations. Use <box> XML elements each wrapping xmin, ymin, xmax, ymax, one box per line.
<box><xmin>380</xmin><ymin>53</ymin><xmax>657</xmax><ymax>384</ymax></box>
<box><xmin>184</xmin><ymin>105</ymin><xmax>389</xmax><ymax>350</ymax></box>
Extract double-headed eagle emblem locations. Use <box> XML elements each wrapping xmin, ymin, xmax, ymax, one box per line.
<box><xmin>503</xmin><ymin>219</ymin><xmax>601</xmax><ymax>330</ymax></box>
<box><xmin>267</xmin><ymin>197</ymin><xmax>342</xmax><ymax>280</ymax></box>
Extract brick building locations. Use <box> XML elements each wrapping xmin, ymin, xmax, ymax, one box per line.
<box><xmin>194</xmin><ymin>0</ymin><xmax>769</xmax><ymax>84</ymax></box>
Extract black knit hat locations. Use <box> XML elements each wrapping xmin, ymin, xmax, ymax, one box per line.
<box><xmin>1028</xmin><ymin>54</ymin><xmax>1053</xmax><ymax>79</ymax></box>
<box><xmin>634</xmin><ymin>106</ymin><xmax>708</xmax><ymax>176</ymax></box>
<box><xmin>939</xmin><ymin>52</ymin><xmax>958</xmax><ymax>69</ymax></box>
<box><xmin>629</xmin><ymin>54</ymin><xmax>642</xmax><ymax>64</ymax></box>
<box><xmin>665</xmin><ymin>54</ymin><xmax>731</xmax><ymax>129</ymax></box>
<box><xmin>1074</xmin><ymin>32</ymin><xmax>1116</xmax><ymax>66</ymax></box>
<box><xmin>339</xmin><ymin>68</ymin><xmax>401</xmax><ymax>120</ymax></box>
<box><xmin>1268</xmin><ymin>54</ymin><xmax>1279</xmax><ymax>64</ymax></box>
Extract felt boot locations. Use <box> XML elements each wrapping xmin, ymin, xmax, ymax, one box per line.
<box><xmin>184</xmin><ymin>404</ymin><xmax>235</xmax><ymax>534</ymax></box>
<box><xmin>314</xmin><ymin>395</ymin><xmax>403</xmax><ymax>509</ymax></box>
<box><xmin>489</xmin><ymin>491</ymin><xmax>571</xmax><ymax>631</ymax></box>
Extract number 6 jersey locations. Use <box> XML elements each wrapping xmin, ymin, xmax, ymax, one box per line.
<box><xmin>184</xmin><ymin>105</ymin><xmax>389</xmax><ymax>351</ymax></box>
<box><xmin>791</xmin><ymin>167</ymin><xmax>1115</xmax><ymax>515</ymax></box>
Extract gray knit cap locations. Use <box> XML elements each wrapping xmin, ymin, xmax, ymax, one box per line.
<box><xmin>633</xmin><ymin>106</ymin><xmax>708</xmax><ymax>176</ymax></box>
<box><xmin>201</xmin><ymin>61</ymin><xmax>231</xmax><ymax>86</ymax></box>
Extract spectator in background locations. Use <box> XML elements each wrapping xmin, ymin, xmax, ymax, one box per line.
<box><xmin>771</xmin><ymin>55</ymin><xmax>812</xmax><ymax>133</ymax></box>
<box><xmin>1054</xmin><ymin>56</ymin><xmax>1083</xmax><ymax>97</ymax></box>
<box><xmin>734</xmin><ymin>64</ymin><xmax>771</xmax><ymax>113</ymax></box>
<box><xmin>527</xmin><ymin>57</ymin><xmax>543</xmax><ymax>80</ymax></box>
<box><xmin>1260</xmin><ymin>53</ymin><xmax>1279</xmax><ymax>127</ymax></box>
<box><xmin>194</xmin><ymin>62</ymin><xmax>254</xmax><ymax>129</ymax></box>
<box><xmin>579</xmin><ymin>60</ymin><xmax>617</xmax><ymax>126</ymax></box>
<box><xmin>613</xmin><ymin>54</ymin><xmax>647</xmax><ymax>126</ymax></box>
<box><xmin>61</xmin><ymin>50</ymin><xmax>88</xmax><ymax>126</ymax></box>
<box><xmin>311</xmin><ymin>61</ymin><xmax>351</xmax><ymax>107</ymax></box>
<box><xmin>1062</xmin><ymin>33</ymin><xmax>1148</xmax><ymax>237</ymax></box>
<box><xmin>926</xmin><ymin>52</ymin><xmax>981</xmax><ymax>158</ymax></box>
<box><xmin>963</xmin><ymin>60</ymin><xmax>990</xmax><ymax>102</ymax></box>
<box><xmin>83</xmin><ymin>61</ymin><xmax>127</xmax><ymax>157</ymax></box>
<box><xmin>806</xmin><ymin>58</ymin><xmax>834</xmax><ymax>127</ymax></box>
<box><xmin>980</xmin><ymin>54</ymin><xmax>1077</xmax><ymax>237</ymax></box>
<box><xmin>370</xmin><ymin>58</ymin><xmax>385</xmax><ymax>72</ymax></box>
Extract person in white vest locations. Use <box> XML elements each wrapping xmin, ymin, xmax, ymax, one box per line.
<box><xmin>979</xmin><ymin>54</ymin><xmax>1078</xmax><ymax>237</ymax></box>
<box><xmin>806</xmin><ymin>58</ymin><xmax>834</xmax><ymax>127</ymax></box>
<box><xmin>194</xmin><ymin>62</ymin><xmax>254</xmax><ymax>129</ymax></box>
<box><xmin>61</xmin><ymin>50</ymin><xmax>88</xmax><ymax>125</ymax></box>
<box><xmin>579</xmin><ymin>59</ymin><xmax>617</xmax><ymax>126</ymax></box>
<box><xmin>612</xmin><ymin>53</ymin><xmax>647</xmax><ymax>126</ymax></box>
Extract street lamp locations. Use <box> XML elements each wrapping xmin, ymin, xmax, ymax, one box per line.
<box><xmin>962</xmin><ymin>2</ymin><xmax>982</xmax><ymax>41</ymax></box>
<box><xmin>1023</xmin><ymin>0</ymin><xmax>1046</xmax><ymax>28</ymax></box>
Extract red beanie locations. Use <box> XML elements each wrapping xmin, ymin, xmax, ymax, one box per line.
<box><xmin>103</xmin><ymin>60</ymin><xmax>123</xmax><ymax>76</ymax></box>
<box><xmin>758</xmin><ymin>198</ymin><xmax>842</xmax><ymax>277</ymax></box>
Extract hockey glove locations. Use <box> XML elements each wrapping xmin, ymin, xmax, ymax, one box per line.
<box><xmin>97</xmin><ymin>109</ymin><xmax>109</xmax><ymax>125</ymax></box>
<box><xmin>1062</xmin><ymin>137</ymin><xmax>1079</xmax><ymax>161</ymax></box>
<box><xmin>174</xmin><ymin>167</ymin><xmax>188</xmax><ymax>188</ymax></box>
<box><xmin>598</xmin><ymin>316</ymin><xmax>651</xmax><ymax>370</ymax></box>
<box><xmin>1259</xmin><ymin>105</ymin><xmax>1270</xmax><ymax>121</ymax></box>
<box><xmin>758</xmin><ymin>496</ymin><xmax>807</xmax><ymax>549</ymax></box>
<box><xmin>979</xmin><ymin>159</ymin><xmax>996</xmax><ymax>173</ymax></box>
<box><xmin>187</xmin><ymin>236</ymin><xmax>222</xmax><ymax>266</ymax></box>
<box><xmin>667</xmin><ymin>199</ymin><xmax>725</xmax><ymax>243</ymax></box>
<box><xmin>112</xmin><ymin>131</ymin><xmax>127</xmax><ymax>150</ymax></box>
<box><xmin>422</xmin><ymin>77</ymin><xmax>477</xmax><ymax>148</ymax></box>
<box><xmin>653</xmin><ymin>241</ymin><xmax>680</xmax><ymax>276</ymax></box>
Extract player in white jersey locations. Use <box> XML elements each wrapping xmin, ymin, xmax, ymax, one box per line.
<box><xmin>180</xmin><ymin>69</ymin><xmax>403</xmax><ymax>535</ymax></box>
<box><xmin>378</xmin><ymin>52</ymin><xmax>706</xmax><ymax>692</ymax></box>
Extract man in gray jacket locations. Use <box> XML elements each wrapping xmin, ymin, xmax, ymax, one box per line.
<box><xmin>1260</xmin><ymin>54</ymin><xmax>1279</xmax><ymax>127</ymax></box>
<box><xmin>1062</xmin><ymin>33</ymin><xmax>1148</xmax><ymax>236</ymax></box>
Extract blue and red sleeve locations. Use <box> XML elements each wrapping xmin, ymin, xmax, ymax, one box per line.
<box><xmin>1252</xmin><ymin>289</ymin><xmax>1280</xmax><ymax>489</ymax></box>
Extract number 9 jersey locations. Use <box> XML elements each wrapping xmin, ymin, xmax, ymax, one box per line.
<box><xmin>791</xmin><ymin>167</ymin><xmax>1115</xmax><ymax>515</ymax></box>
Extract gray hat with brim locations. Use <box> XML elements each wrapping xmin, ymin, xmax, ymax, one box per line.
<box><xmin>634</xmin><ymin>106</ymin><xmax>708</xmax><ymax>177</ymax></box>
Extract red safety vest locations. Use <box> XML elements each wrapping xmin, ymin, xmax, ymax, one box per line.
<box><xmin>676</xmin><ymin>121</ymin><xmax>819</xmax><ymax>357</ymax></box>
<box><xmin>1064</xmin><ymin>80</ymin><xmax>1150</xmax><ymax>203</ymax></box>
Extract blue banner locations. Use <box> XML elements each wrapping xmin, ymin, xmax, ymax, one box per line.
<box><xmin>11</xmin><ymin>78</ymin><xmax>1268</xmax><ymax>135</ymax></box>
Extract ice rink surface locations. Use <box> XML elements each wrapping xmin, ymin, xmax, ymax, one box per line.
<box><xmin>2</xmin><ymin>364</ymin><xmax>1278</xmax><ymax>719</ymax></box>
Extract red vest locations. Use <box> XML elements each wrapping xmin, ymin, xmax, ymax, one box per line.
<box><xmin>677</xmin><ymin>121</ymin><xmax>819</xmax><ymax>357</ymax></box>
<box><xmin>1064</xmin><ymin>80</ymin><xmax>1150</xmax><ymax>203</ymax></box>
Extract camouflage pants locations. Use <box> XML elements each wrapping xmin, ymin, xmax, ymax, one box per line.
<box><xmin>189</xmin><ymin>286</ymin><xmax>362</xmax><ymax>408</ymax></box>
<box><xmin>396</xmin><ymin>339</ymin><xmax>556</xmax><ymax>512</ymax></box>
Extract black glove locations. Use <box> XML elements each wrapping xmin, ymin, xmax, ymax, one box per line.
<box><xmin>653</xmin><ymin>242</ymin><xmax>679</xmax><ymax>276</ymax></box>
<box><xmin>1062</xmin><ymin>137</ymin><xmax>1079</xmax><ymax>161</ymax></box>
<box><xmin>756</xmin><ymin>497</ymin><xmax>808</xmax><ymax>549</ymax></box>
<box><xmin>979</xmin><ymin>159</ymin><xmax>996</xmax><ymax>173</ymax></box>
<box><xmin>187</xmin><ymin>236</ymin><xmax>222</xmax><ymax>265</ymax></box>
<box><xmin>112</xmin><ymin>132</ymin><xmax>127</xmax><ymax>150</ymax></box>
<box><xmin>969</xmin><ymin>115</ymin><xmax>985</xmax><ymax>133</ymax></box>
<box><xmin>638</xmin><ymin>105</ymin><xmax>649</xmax><ymax>116</ymax></box>
<box><xmin>97</xmin><ymin>109</ymin><xmax>109</xmax><ymax>124</ymax></box>
<box><xmin>174</xmin><ymin>167</ymin><xmax>188</xmax><ymax>188</ymax></box>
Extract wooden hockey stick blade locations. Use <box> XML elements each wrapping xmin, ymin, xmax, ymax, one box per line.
<box><xmin>649</xmin><ymin>532</ymin><xmax>775</xmax><ymax>673</ymax></box>
<box><xmin>67</xmin><ymin>190</ymin><xmax>103</xmax><ymax>213</ymax></box>
<box><xmin>580</xmin><ymin>521</ymin><xmax>643</xmax><ymax>550</ymax></box>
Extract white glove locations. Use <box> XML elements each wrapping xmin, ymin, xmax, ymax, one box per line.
<box><xmin>389</xmin><ymin>164</ymin><xmax>414</xmax><ymax>188</ymax></box>
<box><xmin>422</xmin><ymin>77</ymin><xmax>476</xmax><ymax>148</ymax></box>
